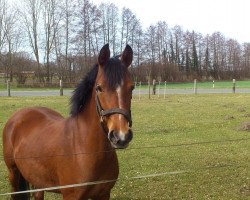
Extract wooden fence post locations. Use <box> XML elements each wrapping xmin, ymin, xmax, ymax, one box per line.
<box><xmin>60</xmin><ymin>80</ymin><xmax>63</xmax><ymax>96</ymax></box>
<box><xmin>139</xmin><ymin>81</ymin><xmax>141</xmax><ymax>100</ymax></box>
<box><xmin>164</xmin><ymin>81</ymin><xmax>167</xmax><ymax>99</ymax></box>
<box><xmin>148</xmin><ymin>80</ymin><xmax>151</xmax><ymax>99</ymax></box>
<box><xmin>158</xmin><ymin>81</ymin><xmax>161</xmax><ymax>98</ymax></box>
<box><xmin>194</xmin><ymin>79</ymin><xmax>197</xmax><ymax>94</ymax></box>
<box><xmin>232</xmin><ymin>79</ymin><xmax>236</xmax><ymax>93</ymax></box>
<box><xmin>7</xmin><ymin>80</ymin><xmax>11</xmax><ymax>97</ymax></box>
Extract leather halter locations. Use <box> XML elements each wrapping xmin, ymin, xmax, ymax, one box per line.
<box><xmin>95</xmin><ymin>87</ymin><xmax>132</xmax><ymax>133</ymax></box>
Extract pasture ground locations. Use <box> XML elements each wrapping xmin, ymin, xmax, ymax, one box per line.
<box><xmin>0</xmin><ymin>94</ymin><xmax>249</xmax><ymax>199</ymax></box>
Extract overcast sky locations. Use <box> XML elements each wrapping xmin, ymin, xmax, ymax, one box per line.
<box><xmin>93</xmin><ymin>0</ymin><xmax>250</xmax><ymax>43</ymax></box>
<box><xmin>8</xmin><ymin>0</ymin><xmax>250</xmax><ymax>43</ymax></box>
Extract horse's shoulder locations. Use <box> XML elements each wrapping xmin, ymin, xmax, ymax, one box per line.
<box><xmin>8</xmin><ymin>107</ymin><xmax>64</xmax><ymax>124</ymax></box>
<box><xmin>31</xmin><ymin>107</ymin><xmax>64</xmax><ymax>118</ymax></box>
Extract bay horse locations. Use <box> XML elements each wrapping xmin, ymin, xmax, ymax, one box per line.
<box><xmin>3</xmin><ymin>44</ymin><xmax>134</xmax><ymax>200</ymax></box>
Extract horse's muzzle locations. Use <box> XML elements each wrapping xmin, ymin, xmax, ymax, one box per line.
<box><xmin>108</xmin><ymin>129</ymin><xmax>133</xmax><ymax>149</ymax></box>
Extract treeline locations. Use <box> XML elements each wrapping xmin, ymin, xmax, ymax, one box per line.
<box><xmin>0</xmin><ymin>0</ymin><xmax>249</xmax><ymax>85</ymax></box>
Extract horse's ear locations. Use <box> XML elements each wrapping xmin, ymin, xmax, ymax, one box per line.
<box><xmin>121</xmin><ymin>45</ymin><xmax>133</xmax><ymax>67</ymax></box>
<box><xmin>98</xmin><ymin>44</ymin><xmax>110</xmax><ymax>66</ymax></box>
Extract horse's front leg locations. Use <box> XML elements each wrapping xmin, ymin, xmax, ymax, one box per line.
<box><xmin>62</xmin><ymin>189</ymin><xmax>84</xmax><ymax>200</ymax></box>
<box><xmin>92</xmin><ymin>191</ymin><xmax>111</xmax><ymax>200</ymax></box>
<box><xmin>91</xmin><ymin>191</ymin><xmax>111</xmax><ymax>200</ymax></box>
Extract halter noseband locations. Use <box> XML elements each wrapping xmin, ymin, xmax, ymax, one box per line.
<box><xmin>95</xmin><ymin>87</ymin><xmax>132</xmax><ymax>133</ymax></box>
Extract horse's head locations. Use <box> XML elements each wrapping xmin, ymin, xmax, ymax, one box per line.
<box><xmin>95</xmin><ymin>44</ymin><xmax>134</xmax><ymax>149</ymax></box>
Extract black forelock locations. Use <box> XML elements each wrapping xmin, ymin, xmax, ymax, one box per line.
<box><xmin>103</xmin><ymin>57</ymin><xmax>126</xmax><ymax>90</ymax></box>
<box><xmin>70</xmin><ymin>57</ymin><xmax>126</xmax><ymax>116</ymax></box>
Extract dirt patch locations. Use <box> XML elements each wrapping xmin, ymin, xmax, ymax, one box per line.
<box><xmin>243</xmin><ymin>113</ymin><xmax>250</xmax><ymax>117</ymax></box>
<box><xmin>238</xmin><ymin>107</ymin><xmax>246</xmax><ymax>112</ymax></box>
<box><xmin>237</xmin><ymin>122</ymin><xmax>250</xmax><ymax>131</ymax></box>
<box><xmin>159</xmin><ymin>128</ymin><xmax>170</xmax><ymax>134</ymax></box>
<box><xmin>240</xmin><ymin>184</ymin><xmax>250</xmax><ymax>196</ymax></box>
<box><xmin>224</xmin><ymin>115</ymin><xmax>235</xmax><ymax>120</ymax></box>
<box><xmin>222</xmin><ymin>103</ymin><xmax>235</xmax><ymax>108</ymax></box>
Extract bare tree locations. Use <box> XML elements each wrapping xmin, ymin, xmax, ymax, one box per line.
<box><xmin>53</xmin><ymin>0</ymin><xmax>78</xmax><ymax>82</ymax></box>
<box><xmin>133</xmin><ymin>22</ymin><xmax>143</xmax><ymax>67</ymax></box>
<box><xmin>99</xmin><ymin>3</ymin><xmax>119</xmax><ymax>54</ymax></box>
<box><xmin>0</xmin><ymin>0</ymin><xmax>7</xmax><ymax>53</ymax></box>
<box><xmin>155</xmin><ymin>21</ymin><xmax>168</xmax><ymax>64</ymax></box>
<box><xmin>0</xmin><ymin>0</ymin><xmax>7</xmax><ymax>79</ymax></box>
<box><xmin>203</xmin><ymin>35</ymin><xmax>211</xmax><ymax>77</ymax></box>
<box><xmin>4</xmin><ymin>6</ymin><xmax>18</xmax><ymax>81</ymax></box>
<box><xmin>242</xmin><ymin>43</ymin><xmax>250</xmax><ymax>77</ymax></box>
<box><xmin>209</xmin><ymin>32</ymin><xmax>226</xmax><ymax>79</ymax></box>
<box><xmin>42</xmin><ymin>0</ymin><xmax>59</xmax><ymax>83</ymax></box>
<box><xmin>172</xmin><ymin>25</ymin><xmax>183</xmax><ymax>66</ymax></box>
<box><xmin>21</xmin><ymin>0</ymin><xmax>43</xmax><ymax>82</ymax></box>
<box><xmin>74</xmin><ymin>0</ymin><xmax>102</xmax><ymax>74</ymax></box>
<box><xmin>120</xmin><ymin>8</ymin><xmax>138</xmax><ymax>51</ymax></box>
<box><xmin>0</xmin><ymin>0</ymin><xmax>249</xmax><ymax>83</ymax></box>
<box><xmin>143</xmin><ymin>25</ymin><xmax>157</xmax><ymax>81</ymax></box>
<box><xmin>0</xmin><ymin>0</ymin><xmax>23</xmax><ymax>82</ymax></box>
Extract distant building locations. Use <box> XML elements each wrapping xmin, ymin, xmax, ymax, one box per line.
<box><xmin>20</xmin><ymin>71</ymin><xmax>35</xmax><ymax>77</ymax></box>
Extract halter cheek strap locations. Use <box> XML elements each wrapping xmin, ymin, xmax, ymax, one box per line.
<box><xmin>95</xmin><ymin>93</ymin><xmax>132</xmax><ymax>133</ymax></box>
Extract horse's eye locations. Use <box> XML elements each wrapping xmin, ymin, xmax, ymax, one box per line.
<box><xmin>96</xmin><ymin>85</ymin><xmax>103</xmax><ymax>92</ymax></box>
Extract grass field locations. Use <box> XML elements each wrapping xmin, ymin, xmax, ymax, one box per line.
<box><xmin>0</xmin><ymin>94</ymin><xmax>249</xmax><ymax>199</ymax></box>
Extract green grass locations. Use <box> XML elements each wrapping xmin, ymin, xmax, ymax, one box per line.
<box><xmin>0</xmin><ymin>94</ymin><xmax>249</xmax><ymax>199</ymax></box>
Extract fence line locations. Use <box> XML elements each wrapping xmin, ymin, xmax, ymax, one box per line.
<box><xmin>0</xmin><ymin>179</ymin><xmax>117</xmax><ymax>196</ymax></box>
<box><xmin>0</xmin><ymin>163</ymin><xmax>247</xmax><ymax>196</ymax></box>
<box><xmin>2</xmin><ymin>79</ymin><xmax>245</xmax><ymax>97</ymax></box>
<box><xmin>1</xmin><ymin>137</ymin><xmax>249</xmax><ymax>161</ymax></box>
<box><xmin>127</xmin><ymin>137</ymin><xmax>250</xmax><ymax>151</ymax></box>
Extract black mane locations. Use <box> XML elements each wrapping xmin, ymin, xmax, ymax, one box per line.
<box><xmin>70</xmin><ymin>57</ymin><xmax>126</xmax><ymax>116</ymax></box>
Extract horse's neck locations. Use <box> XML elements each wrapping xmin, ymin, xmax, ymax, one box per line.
<box><xmin>72</xmin><ymin>94</ymin><xmax>111</xmax><ymax>151</ymax></box>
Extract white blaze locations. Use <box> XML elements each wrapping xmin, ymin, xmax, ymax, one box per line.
<box><xmin>116</xmin><ymin>81</ymin><xmax>126</xmax><ymax>139</ymax></box>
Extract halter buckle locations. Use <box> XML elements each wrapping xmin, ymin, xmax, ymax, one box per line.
<box><xmin>100</xmin><ymin>115</ymin><xmax>104</xmax><ymax>123</ymax></box>
<box><xmin>99</xmin><ymin>110</ymin><xmax>104</xmax><ymax>121</ymax></box>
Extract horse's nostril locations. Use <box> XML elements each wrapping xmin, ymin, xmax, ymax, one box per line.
<box><xmin>108</xmin><ymin>129</ymin><xmax>133</xmax><ymax>148</ymax></box>
<box><xmin>108</xmin><ymin>130</ymin><xmax>119</xmax><ymax>144</ymax></box>
<box><xmin>108</xmin><ymin>130</ymin><xmax>113</xmax><ymax>140</ymax></box>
